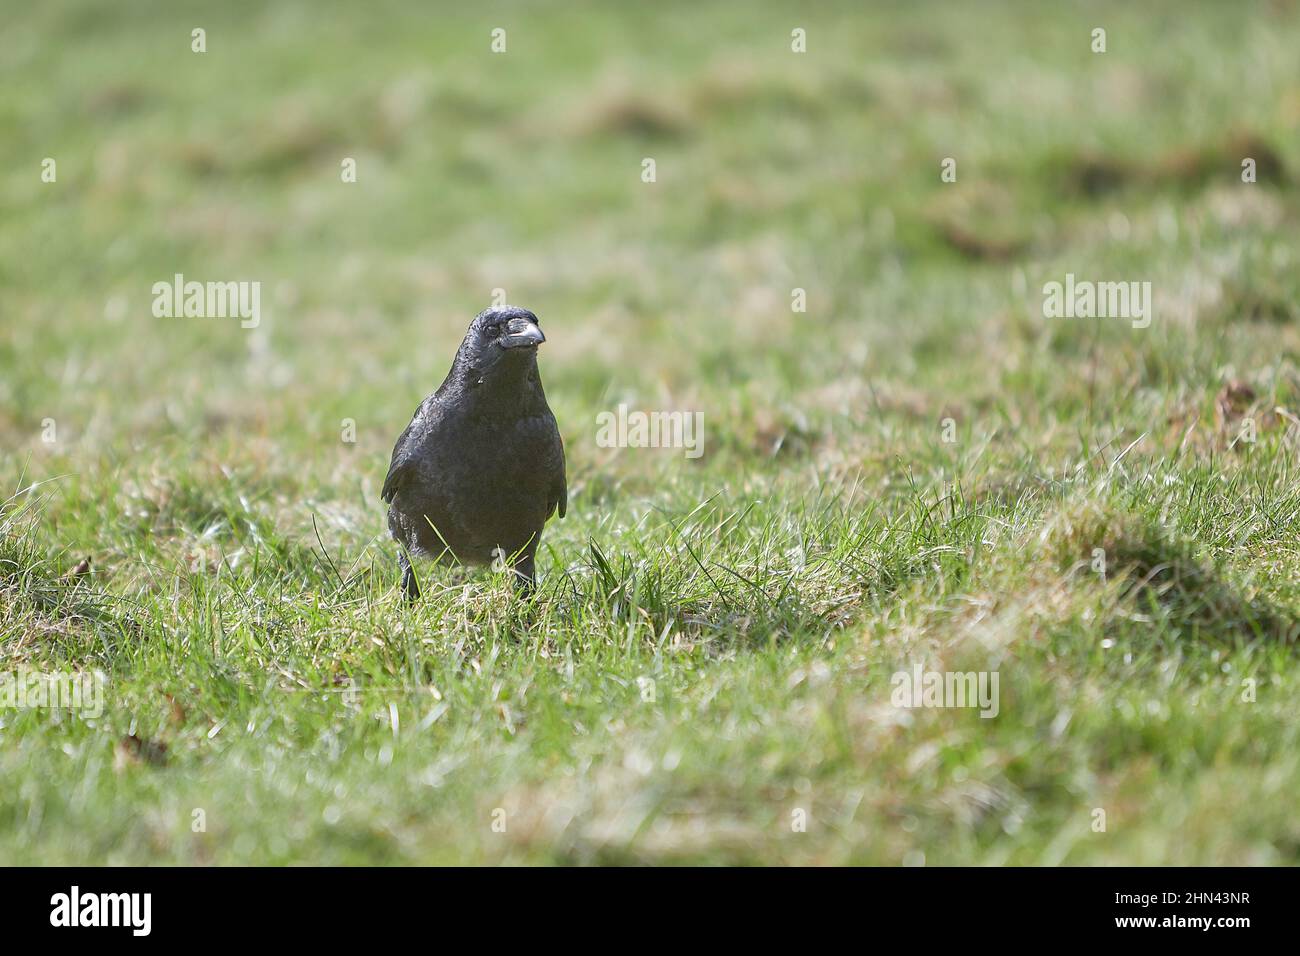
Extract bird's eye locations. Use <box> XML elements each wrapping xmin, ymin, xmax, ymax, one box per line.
<box><xmin>485</xmin><ymin>323</ymin><xmax>502</xmax><ymax>338</ymax></box>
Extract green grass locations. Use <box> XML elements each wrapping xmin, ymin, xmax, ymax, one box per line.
<box><xmin>2</xmin><ymin>0</ymin><xmax>1299</xmax><ymax>864</ymax></box>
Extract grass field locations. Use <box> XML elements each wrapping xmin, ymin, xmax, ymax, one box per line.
<box><xmin>3</xmin><ymin>0</ymin><xmax>1300</xmax><ymax>865</ymax></box>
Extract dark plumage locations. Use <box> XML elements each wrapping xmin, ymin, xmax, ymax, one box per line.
<box><xmin>382</xmin><ymin>306</ymin><xmax>566</xmax><ymax>599</ymax></box>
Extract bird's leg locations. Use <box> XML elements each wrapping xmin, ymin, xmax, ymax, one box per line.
<box><xmin>511</xmin><ymin>547</ymin><xmax>537</xmax><ymax>596</ymax></box>
<box><xmin>399</xmin><ymin>551</ymin><xmax>421</xmax><ymax>603</ymax></box>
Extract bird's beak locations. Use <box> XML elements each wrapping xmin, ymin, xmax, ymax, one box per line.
<box><xmin>499</xmin><ymin>316</ymin><xmax>546</xmax><ymax>350</ymax></box>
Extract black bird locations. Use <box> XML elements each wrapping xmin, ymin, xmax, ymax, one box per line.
<box><xmin>382</xmin><ymin>306</ymin><xmax>566</xmax><ymax>600</ymax></box>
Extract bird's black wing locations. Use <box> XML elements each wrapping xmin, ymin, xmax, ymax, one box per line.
<box><xmin>381</xmin><ymin>441</ymin><xmax>413</xmax><ymax>504</ymax></box>
<box><xmin>550</xmin><ymin>430</ymin><xmax>567</xmax><ymax>519</ymax></box>
<box><xmin>381</xmin><ymin>404</ymin><xmax>424</xmax><ymax>504</ymax></box>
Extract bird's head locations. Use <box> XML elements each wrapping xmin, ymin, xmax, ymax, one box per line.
<box><xmin>452</xmin><ymin>305</ymin><xmax>547</xmax><ymax>388</ymax></box>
